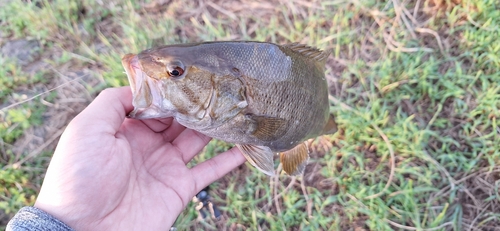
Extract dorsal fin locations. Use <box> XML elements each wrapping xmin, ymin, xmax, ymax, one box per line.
<box><xmin>283</xmin><ymin>43</ymin><xmax>332</xmax><ymax>64</ymax></box>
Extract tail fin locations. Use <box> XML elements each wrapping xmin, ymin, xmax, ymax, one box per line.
<box><xmin>321</xmin><ymin>114</ymin><xmax>338</xmax><ymax>135</ymax></box>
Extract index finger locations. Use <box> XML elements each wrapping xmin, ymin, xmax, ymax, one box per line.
<box><xmin>191</xmin><ymin>147</ymin><xmax>246</xmax><ymax>193</ymax></box>
<box><xmin>172</xmin><ymin>129</ymin><xmax>212</xmax><ymax>164</ymax></box>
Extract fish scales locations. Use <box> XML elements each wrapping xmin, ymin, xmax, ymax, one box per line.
<box><xmin>199</xmin><ymin>43</ymin><xmax>329</xmax><ymax>151</ymax></box>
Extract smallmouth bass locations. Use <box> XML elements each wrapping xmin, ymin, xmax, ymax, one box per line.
<box><xmin>121</xmin><ymin>41</ymin><xmax>337</xmax><ymax>176</ymax></box>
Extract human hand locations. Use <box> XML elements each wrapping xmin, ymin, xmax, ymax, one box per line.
<box><xmin>34</xmin><ymin>87</ymin><xmax>246</xmax><ymax>230</ymax></box>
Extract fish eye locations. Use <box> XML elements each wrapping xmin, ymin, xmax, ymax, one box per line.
<box><xmin>166</xmin><ymin>61</ymin><xmax>185</xmax><ymax>78</ymax></box>
<box><xmin>169</xmin><ymin>67</ymin><xmax>183</xmax><ymax>77</ymax></box>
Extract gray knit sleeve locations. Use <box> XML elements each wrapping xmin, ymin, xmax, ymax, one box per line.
<box><xmin>6</xmin><ymin>207</ymin><xmax>75</xmax><ymax>231</ymax></box>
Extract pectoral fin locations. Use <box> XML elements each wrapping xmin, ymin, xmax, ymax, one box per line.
<box><xmin>236</xmin><ymin>144</ymin><xmax>276</xmax><ymax>176</ymax></box>
<box><xmin>247</xmin><ymin>114</ymin><xmax>288</xmax><ymax>141</ymax></box>
<box><xmin>279</xmin><ymin>142</ymin><xmax>310</xmax><ymax>176</ymax></box>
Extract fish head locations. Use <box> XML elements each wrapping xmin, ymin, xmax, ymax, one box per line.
<box><xmin>121</xmin><ymin>46</ymin><xmax>215</xmax><ymax>121</ymax></box>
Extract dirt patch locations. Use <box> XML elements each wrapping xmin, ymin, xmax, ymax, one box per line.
<box><xmin>2</xmin><ymin>43</ymin><xmax>102</xmax><ymax>163</ymax></box>
<box><xmin>1</xmin><ymin>39</ymin><xmax>42</xmax><ymax>66</ymax></box>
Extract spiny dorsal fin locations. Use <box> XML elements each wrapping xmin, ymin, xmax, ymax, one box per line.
<box><xmin>283</xmin><ymin>43</ymin><xmax>332</xmax><ymax>64</ymax></box>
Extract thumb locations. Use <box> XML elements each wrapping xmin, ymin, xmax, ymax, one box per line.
<box><xmin>71</xmin><ymin>87</ymin><xmax>134</xmax><ymax>134</ymax></box>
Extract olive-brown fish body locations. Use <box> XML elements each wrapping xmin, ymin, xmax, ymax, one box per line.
<box><xmin>122</xmin><ymin>41</ymin><xmax>335</xmax><ymax>176</ymax></box>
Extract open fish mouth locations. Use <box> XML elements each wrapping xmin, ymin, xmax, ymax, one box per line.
<box><xmin>122</xmin><ymin>54</ymin><xmax>140</xmax><ymax>94</ymax></box>
<box><xmin>121</xmin><ymin>54</ymin><xmax>161</xmax><ymax>119</ymax></box>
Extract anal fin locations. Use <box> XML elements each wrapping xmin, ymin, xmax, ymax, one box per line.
<box><xmin>236</xmin><ymin>144</ymin><xmax>276</xmax><ymax>176</ymax></box>
<box><xmin>279</xmin><ymin>142</ymin><xmax>310</xmax><ymax>176</ymax></box>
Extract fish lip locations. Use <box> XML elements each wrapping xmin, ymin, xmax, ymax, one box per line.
<box><xmin>122</xmin><ymin>54</ymin><xmax>139</xmax><ymax>94</ymax></box>
<box><xmin>122</xmin><ymin>54</ymin><xmax>154</xmax><ymax>119</ymax></box>
<box><xmin>126</xmin><ymin>106</ymin><xmax>163</xmax><ymax>119</ymax></box>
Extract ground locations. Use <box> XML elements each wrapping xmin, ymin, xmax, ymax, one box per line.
<box><xmin>0</xmin><ymin>0</ymin><xmax>499</xmax><ymax>230</ymax></box>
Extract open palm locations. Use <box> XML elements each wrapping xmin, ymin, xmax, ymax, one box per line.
<box><xmin>34</xmin><ymin>87</ymin><xmax>245</xmax><ymax>230</ymax></box>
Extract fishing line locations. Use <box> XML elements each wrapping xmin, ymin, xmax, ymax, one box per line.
<box><xmin>0</xmin><ymin>76</ymin><xmax>85</xmax><ymax>112</ymax></box>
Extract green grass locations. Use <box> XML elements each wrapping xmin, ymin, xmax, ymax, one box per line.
<box><xmin>1</xmin><ymin>0</ymin><xmax>499</xmax><ymax>230</ymax></box>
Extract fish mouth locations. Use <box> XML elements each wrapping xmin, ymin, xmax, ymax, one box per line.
<box><xmin>122</xmin><ymin>54</ymin><xmax>139</xmax><ymax>94</ymax></box>
<box><xmin>122</xmin><ymin>54</ymin><xmax>162</xmax><ymax>119</ymax></box>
